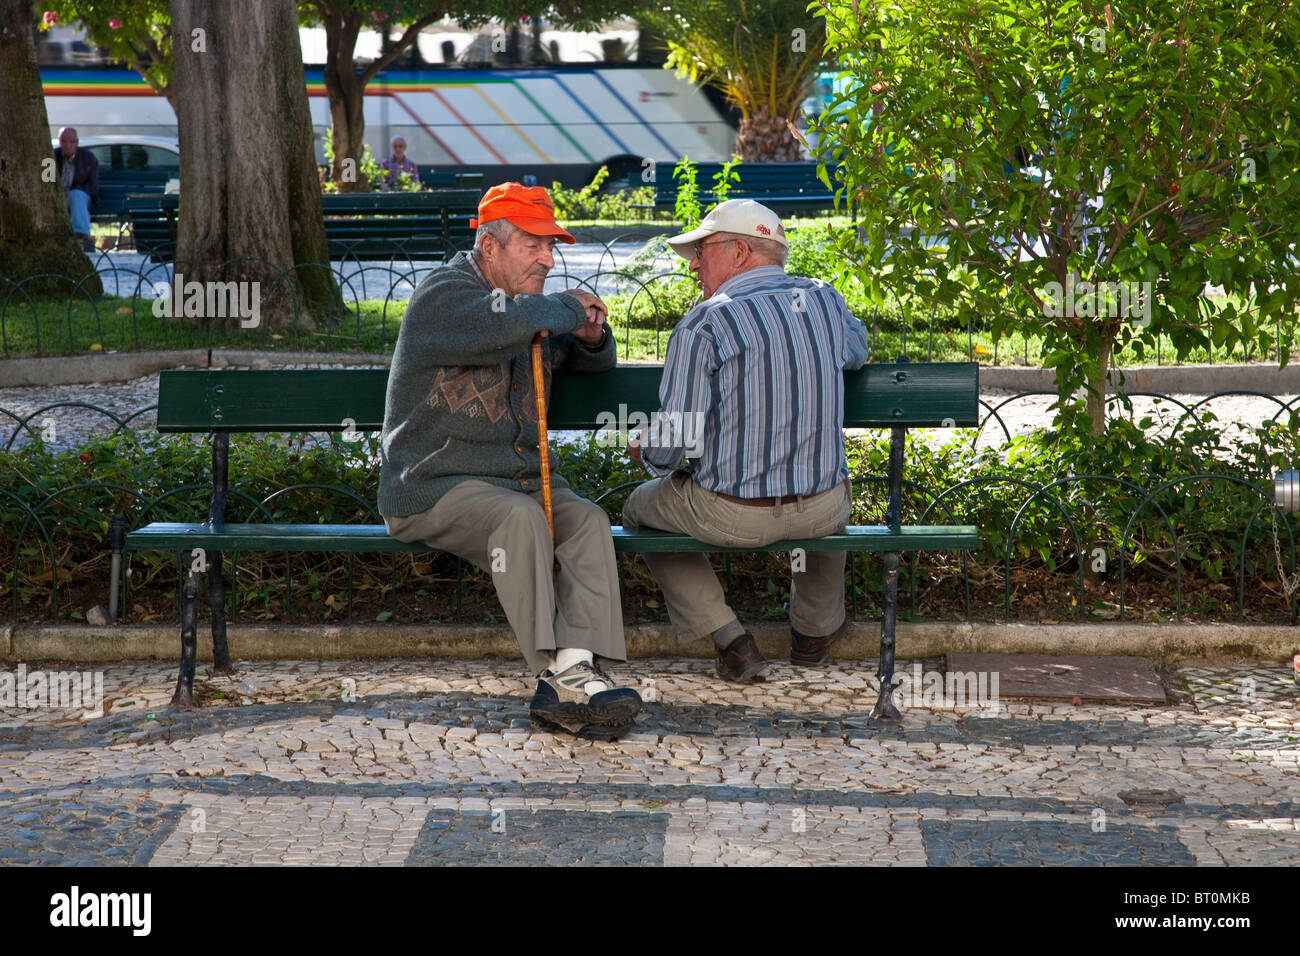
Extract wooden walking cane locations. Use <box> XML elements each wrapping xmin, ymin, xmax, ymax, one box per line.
<box><xmin>530</xmin><ymin>331</ymin><xmax>557</xmax><ymax>575</ymax></box>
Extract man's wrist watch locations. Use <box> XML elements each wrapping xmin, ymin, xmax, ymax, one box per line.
<box><xmin>583</xmin><ymin>324</ymin><xmax>609</xmax><ymax>351</ymax></box>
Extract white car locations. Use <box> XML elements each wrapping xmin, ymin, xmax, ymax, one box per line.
<box><xmin>53</xmin><ymin>134</ymin><xmax>180</xmax><ymax>192</ymax></box>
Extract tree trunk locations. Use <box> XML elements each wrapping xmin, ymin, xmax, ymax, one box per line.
<box><xmin>735</xmin><ymin>107</ymin><xmax>804</xmax><ymax>162</ymax></box>
<box><xmin>325</xmin><ymin>68</ymin><xmax>367</xmax><ymax>192</ymax></box>
<box><xmin>1085</xmin><ymin>333</ymin><xmax>1112</xmax><ymax>436</ymax></box>
<box><xmin>170</xmin><ymin>0</ymin><xmax>338</xmax><ymax>330</ymax></box>
<box><xmin>322</xmin><ymin>10</ymin><xmax>369</xmax><ymax>192</ymax></box>
<box><xmin>0</xmin><ymin>0</ymin><xmax>101</xmax><ymax>295</ymax></box>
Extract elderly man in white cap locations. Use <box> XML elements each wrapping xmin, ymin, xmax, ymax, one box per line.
<box><xmin>621</xmin><ymin>199</ymin><xmax>871</xmax><ymax>682</ymax></box>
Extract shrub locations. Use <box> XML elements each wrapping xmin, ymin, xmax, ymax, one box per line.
<box><xmin>549</xmin><ymin>167</ymin><xmax>654</xmax><ymax>222</ymax></box>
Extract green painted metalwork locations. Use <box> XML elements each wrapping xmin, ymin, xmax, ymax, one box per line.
<box><xmin>152</xmin><ymin>362</ymin><xmax>980</xmax><ymax>433</ymax></box>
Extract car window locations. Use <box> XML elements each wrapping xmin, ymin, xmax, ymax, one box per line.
<box><xmin>88</xmin><ymin>144</ymin><xmax>180</xmax><ymax>175</ymax></box>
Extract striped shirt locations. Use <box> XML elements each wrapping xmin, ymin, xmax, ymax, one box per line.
<box><xmin>642</xmin><ymin>265</ymin><xmax>871</xmax><ymax>497</ymax></box>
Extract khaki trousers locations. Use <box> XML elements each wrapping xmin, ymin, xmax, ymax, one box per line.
<box><xmin>622</xmin><ymin>472</ymin><xmax>852</xmax><ymax>643</ymax></box>
<box><xmin>384</xmin><ymin>480</ymin><xmax>625</xmax><ymax>675</ymax></box>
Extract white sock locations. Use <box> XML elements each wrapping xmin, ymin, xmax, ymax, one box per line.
<box><xmin>553</xmin><ymin>648</ymin><xmax>607</xmax><ymax>695</ymax></box>
<box><xmin>555</xmin><ymin>648</ymin><xmax>594</xmax><ymax>671</ymax></box>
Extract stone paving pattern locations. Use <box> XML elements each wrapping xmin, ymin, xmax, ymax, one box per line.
<box><xmin>1</xmin><ymin>657</ymin><xmax>1297</xmax><ymax>866</ymax></box>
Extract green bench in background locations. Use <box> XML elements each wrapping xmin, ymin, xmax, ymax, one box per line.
<box><xmin>418</xmin><ymin>171</ymin><xmax>484</xmax><ymax>192</ymax></box>
<box><xmin>114</xmin><ymin>362</ymin><xmax>980</xmax><ymax>717</ymax></box>
<box><xmin>93</xmin><ymin>170</ymin><xmax>174</xmax><ymax>224</ymax></box>
<box><xmin>645</xmin><ymin>162</ymin><xmax>844</xmax><ymax>216</ymax></box>
<box><xmin>125</xmin><ymin>189</ymin><xmax>482</xmax><ymax>263</ymax></box>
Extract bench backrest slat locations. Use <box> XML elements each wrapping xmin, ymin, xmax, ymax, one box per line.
<box><xmin>156</xmin><ymin>362</ymin><xmax>978</xmax><ymax>433</ymax></box>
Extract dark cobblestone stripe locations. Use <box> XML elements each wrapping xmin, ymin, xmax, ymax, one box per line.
<box><xmin>405</xmin><ymin>809</ymin><xmax>669</xmax><ymax>867</ymax></box>
<box><xmin>4</xmin><ymin>772</ymin><xmax>1294</xmax><ymax>824</ymax></box>
<box><xmin>920</xmin><ymin>819</ymin><xmax>1197</xmax><ymax>866</ymax></box>
<box><xmin>4</xmin><ymin>691</ymin><xmax>1297</xmax><ymax>753</ymax></box>
<box><xmin>0</xmin><ymin>796</ymin><xmax>183</xmax><ymax>866</ymax></box>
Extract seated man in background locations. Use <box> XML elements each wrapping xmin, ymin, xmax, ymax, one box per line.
<box><xmin>623</xmin><ymin>199</ymin><xmax>871</xmax><ymax>682</ymax></box>
<box><xmin>379</xmin><ymin>182</ymin><xmax>642</xmax><ymax>737</ymax></box>
<box><xmin>54</xmin><ymin>127</ymin><xmax>98</xmax><ymax>251</ymax></box>
<box><xmin>376</xmin><ymin>136</ymin><xmax>419</xmax><ymax>190</ymax></box>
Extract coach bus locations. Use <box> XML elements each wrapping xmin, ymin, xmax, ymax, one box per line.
<box><xmin>40</xmin><ymin>63</ymin><xmax>735</xmax><ymax>190</ymax></box>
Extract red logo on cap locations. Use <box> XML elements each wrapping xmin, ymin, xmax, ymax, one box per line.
<box><xmin>756</xmin><ymin>224</ymin><xmax>771</xmax><ymax>236</ymax></box>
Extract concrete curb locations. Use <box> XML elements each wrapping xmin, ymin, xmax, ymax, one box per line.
<box><xmin>0</xmin><ymin>350</ymin><xmax>209</xmax><ymax>387</ymax></box>
<box><xmin>210</xmin><ymin>349</ymin><xmax>391</xmax><ymax>369</ymax></box>
<box><xmin>8</xmin><ymin>621</ymin><xmax>1298</xmax><ymax>664</ymax></box>
<box><xmin>8</xmin><ymin>348</ymin><xmax>1300</xmax><ymax>394</ymax></box>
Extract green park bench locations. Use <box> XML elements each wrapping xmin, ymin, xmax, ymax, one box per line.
<box><xmin>92</xmin><ymin>170</ymin><xmax>174</xmax><ymax>224</ymax></box>
<box><xmin>418</xmin><ymin>170</ymin><xmax>484</xmax><ymax>192</ymax></box>
<box><xmin>647</xmin><ymin>162</ymin><xmax>843</xmax><ymax>216</ymax></box>
<box><xmin>125</xmin><ymin>189</ymin><xmax>481</xmax><ymax>263</ymax></box>
<box><xmin>114</xmin><ymin>362</ymin><xmax>980</xmax><ymax>716</ymax></box>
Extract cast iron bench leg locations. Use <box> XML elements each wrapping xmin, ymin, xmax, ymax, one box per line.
<box><xmin>108</xmin><ymin>515</ymin><xmax>126</xmax><ymax>623</ymax></box>
<box><xmin>207</xmin><ymin>433</ymin><xmax>232</xmax><ymax>673</ymax></box>
<box><xmin>871</xmin><ymin>551</ymin><xmax>902</xmax><ymax>720</ymax></box>
<box><xmin>209</xmin><ymin>549</ymin><xmax>231</xmax><ymax>672</ymax></box>
<box><xmin>172</xmin><ymin>549</ymin><xmax>200</xmax><ymax>709</ymax></box>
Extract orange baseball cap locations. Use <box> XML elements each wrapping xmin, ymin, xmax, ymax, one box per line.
<box><xmin>470</xmin><ymin>182</ymin><xmax>575</xmax><ymax>244</ymax></box>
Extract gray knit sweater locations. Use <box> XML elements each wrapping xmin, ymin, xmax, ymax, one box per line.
<box><xmin>378</xmin><ymin>252</ymin><xmax>615</xmax><ymax>517</ymax></box>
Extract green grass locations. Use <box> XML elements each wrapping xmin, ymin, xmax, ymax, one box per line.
<box><xmin>0</xmin><ymin>295</ymin><xmax>406</xmax><ymax>357</ymax></box>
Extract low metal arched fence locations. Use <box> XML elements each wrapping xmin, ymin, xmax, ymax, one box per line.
<box><xmin>5</xmin><ymin>244</ymin><xmax>1294</xmax><ymax>366</ymax></box>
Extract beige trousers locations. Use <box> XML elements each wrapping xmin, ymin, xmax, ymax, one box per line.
<box><xmin>622</xmin><ymin>471</ymin><xmax>852</xmax><ymax>643</ymax></box>
<box><xmin>384</xmin><ymin>480</ymin><xmax>625</xmax><ymax>675</ymax></box>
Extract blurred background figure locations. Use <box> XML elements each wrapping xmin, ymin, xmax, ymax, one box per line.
<box><xmin>54</xmin><ymin>127</ymin><xmax>98</xmax><ymax>251</ymax></box>
<box><xmin>376</xmin><ymin>136</ymin><xmax>418</xmax><ymax>190</ymax></box>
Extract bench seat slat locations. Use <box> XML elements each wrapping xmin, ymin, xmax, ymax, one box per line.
<box><xmin>613</xmin><ymin>526</ymin><xmax>979</xmax><ymax>552</ymax></box>
<box><xmin>125</xmin><ymin>521</ymin><xmax>979</xmax><ymax>553</ymax></box>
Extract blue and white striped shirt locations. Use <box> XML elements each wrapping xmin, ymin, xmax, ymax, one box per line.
<box><xmin>642</xmin><ymin>265</ymin><xmax>871</xmax><ymax>497</ymax></box>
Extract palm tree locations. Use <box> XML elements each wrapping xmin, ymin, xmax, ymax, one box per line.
<box><xmin>640</xmin><ymin>0</ymin><xmax>828</xmax><ymax>162</ymax></box>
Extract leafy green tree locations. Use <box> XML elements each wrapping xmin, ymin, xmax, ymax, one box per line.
<box><xmin>40</xmin><ymin>1</ymin><xmax>175</xmax><ymax>106</ymax></box>
<box><xmin>815</xmin><ymin>0</ymin><xmax>1300</xmax><ymax>433</ymax></box>
<box><xmin>301</xmin><ymin>2</ymin><xmax>452</xmax><ymax>191</ymax></box>
<box><xmin>639</xmin><ymin>0</ymin><xmax>827</xmax><ymax>161</ymax></box>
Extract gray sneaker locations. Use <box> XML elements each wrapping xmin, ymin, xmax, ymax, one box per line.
<box><xmin>530</xmin><ymin>660</ymin><xmax>643</xmax><ymax>739</ymax></box>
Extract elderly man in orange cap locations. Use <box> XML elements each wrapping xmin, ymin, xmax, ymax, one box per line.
<box><xmin>379</xmin><ymin>183</ymin><xmax>643</xmax><ymax>738</ymax></box>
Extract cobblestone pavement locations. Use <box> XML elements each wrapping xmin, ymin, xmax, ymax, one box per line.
<box><xmin>1</xmin><ymin>656</ymin><xmax>1296</xmax><ymax>866</ymax></box>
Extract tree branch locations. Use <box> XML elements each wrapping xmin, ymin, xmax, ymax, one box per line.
<box><xmin>360</xmin><ymin>10</ymin><xmax>446</xmax><ymax>85</ymax></box>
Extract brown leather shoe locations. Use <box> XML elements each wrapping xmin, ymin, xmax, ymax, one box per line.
<box><xmin>716</xmin><ymin>632</ymin><xmax>769</xmax><ymax>683</ymax></box>
<box><xmin>790</xmin><ymin>621</ymin><xmax>849</xmax><ymax>665</ymax></box>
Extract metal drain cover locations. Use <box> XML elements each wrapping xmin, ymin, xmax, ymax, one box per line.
<box><xmin>945</xmin><ymin>653</ymin><xmax>1167</xmax><ymax>703</ymax></box>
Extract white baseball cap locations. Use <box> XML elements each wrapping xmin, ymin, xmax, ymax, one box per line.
<box><xmin>666</xmin><ymin>198</ymin><xmax>789</xmax><ymax>259</ymax></box>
